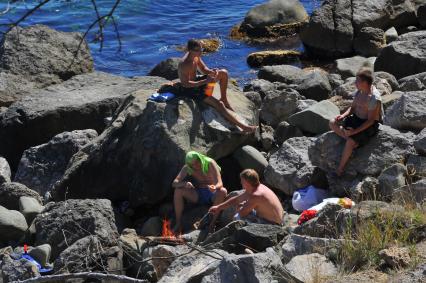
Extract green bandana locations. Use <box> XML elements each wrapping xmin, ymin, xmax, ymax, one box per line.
<box><xmin>185</xmin><ymin>151</ymin><xmax>220</xmax><ymax>175</ymax></box>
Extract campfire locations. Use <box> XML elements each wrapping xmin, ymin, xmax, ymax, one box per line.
<box><xmin>144</xmin><ymin>218</ymin><xmax>185</xmax><ymax>246</ymax></box>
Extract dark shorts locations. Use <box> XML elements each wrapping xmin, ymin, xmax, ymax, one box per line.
<box><xmin>196</xmin><ymin>188</ymin><xmax>215</xmax><ymax>205</ymax></box>
<box><xmin>343</xmin><ymin>114</ymin><xmax>379</xmax><ymax>147</ymax></box>
<box><xmin>179</xmin><ymin>75</ymin><xmax>208</xmax><ymax>101</ymax></box>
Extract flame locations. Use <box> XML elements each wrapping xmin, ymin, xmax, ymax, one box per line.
<box><xmin>162</xmin><ymin>218</ymin><xmax>176</xmax><ymax>238</ymax></box>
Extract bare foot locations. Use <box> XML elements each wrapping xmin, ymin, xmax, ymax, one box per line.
<box><xmin>220</xmin><ymin>99</ymin><xmax>234</xmax><ymax>111</ymax></box>
<box><xmin>241</xmin><ymin>125</ymin><xmax>258</xmax><ymax>133</ymax></box>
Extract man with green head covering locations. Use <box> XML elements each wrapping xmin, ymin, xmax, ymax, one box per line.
<box><xmin>172</xmin><ymin>151</ymin><xmax>227</xmax><ymax>232</ymax></box>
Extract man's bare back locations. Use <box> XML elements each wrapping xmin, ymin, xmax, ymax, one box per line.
<box><xmin>245</xmin><ymin>184</ymin><xmax>284</xmax><ymax>224</ymax></box>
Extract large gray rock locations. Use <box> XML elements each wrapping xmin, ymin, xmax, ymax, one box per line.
<box><xmin>232</xmin><ymin>145</ymin><xmax>268</xmax><ymax>178</ymax></box>
<box><xmin>375</xmin><ymin>31</ymin><xmax>426</xmax><ymax>79</ymax></box>
<box><xmin>295</xmin><ymin>69</ymin><xmax>332</xmax><ymax>101</ymax></box>
<box><xmin>274</xmin><ymin>121</ymin><xmax>303</xmax><ymax>145</ymax></box>
<box><xmin>260</xmin><ymin>88</ymin><xmax>301</xmax><ymax>127</ymax></box>
<box><xmin>18</xmin><ymin>196</ymin><xmax>44</xmax><ymax>224</ymax></box>
<box><xmin>28</xmin><ymin>244</ymin><xmax>52</xmax><ymax>268</ymax></box>
<box><xmin>0</xmin><ymin>72</ymin><xmax>36</xmax><ymax>107</ymax></box>
<box><xmin>335</xmin><ymin>56</ymin><xmax>377</xmax><ymax>79</ymax></box>
<box><xmin>0</xmin><ymin>25</ymin><xmax>93</xmax><ymax>85</ymax></box>
<box><xmin>378</xmin><ymin>163</ymin><xmax>407</xmax><ymax>200</ymax></box>
<box><xmin>414</xmin><ymin>128</ymin><xmax>426</xmax><ymax>155</ymax></box>
<box><xmin>243</xmin><ymin>79</ymin><xmax>275</xmax><ymax>97</ymax></box>
<box><xmin>0</xmin><ymin>254</ymin><xmax>40</xmax><ymax>282</ymax></box>
<box><xmin>148</xmin><ymin>57</ymin><xmax>180</xmax><ymax>80</ymax></box>
<box><xmin>258</xmin><ymin>64</ymin><xmax>304</xmax><ymax>84</ymax></box>
<box><xmin>394</xmin><ymin>179</ymin><xmax>426</xmax><ymax>204</ymax></box>
<box><xmin>398</xmin><ymin>72</ymin><xmax>426</xmax><ymax>92</ymax></box>
<box><xmin>265</xmin><ymin>137</ymin><xmax>316</xmax><ymax>195</ymax></box>
<box><xmin>239</xmin><ymin>0</ymin><xmax>308</xmax><ymax>38</ymax></box>
<box><xmin>406</xmin><ymin>154</ymin><xmax>426</xmax><ymax>178</ymax></box>
<box><xmin>288</xmin><ymin>100</ymin><xmax>340</xmax><ymax>134</ymax></box>
<box><xmin>158</xmin><ymin>248</ymin><xmax>286</xmax><ymax>283</ymax></box>
<box><xmin>285</xmin><ymin>253</ymin><xmax>338</xmax><ymax>283</ymax></box>
<box><xmin>0</xmin><ymin>182</ymin><xmax>42</xmax><ymax>211</ymax></box>
<box><xmin>0</xmin><ymin>72</ymin><xmax>167</xmax><ymax>171</ymax></box>
<box><xmin>34</xmin><ymin>199</ymin><xmax>118</xmax><ymax>259</ymax></box>
<box><xmin>353</xmin><ymin>27</ymin><xmax>385</xmax><ymax>57</ymax></box>
<box><xmin>0</xmin><ymin>156</ymin><xmax>11</xmax><ymax>184</ymax></box>
<box><xmin>233</xmin><ymin>223</ymin><xmax>287</xmax><ymax>252</ymax></box>
<box><xmin>309</xmin><ymin>125</ymin><xmax>415</xmax><ymax>177</ymax></box>
<box><xmin>0</xmin><ymin>205</ymin><xmax>28</xmax><ymax>244</ymax></box>
<box><xmin>384</xmin><ymin>90</ymin><xmax>426</xmax><ymax>132</ymax></box>
<box><xmin>14</xmin><ymin>129</ymin><xmax>98</xmax><ymax>196</ymax></box>
<box><xmin>52</xmin><ymin>84</ymin><xmax>257</xmax><ymax>206</ymax></box>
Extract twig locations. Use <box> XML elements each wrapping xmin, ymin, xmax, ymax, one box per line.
<box><xmin>16</xmin><ymin>272</ymin><xmax>148</xmax><ymax>283</ymax></box>
<box><xmin>2</xmin><ymin>0</ymin><xmax>51</xmax><ymax>34</ymax></box>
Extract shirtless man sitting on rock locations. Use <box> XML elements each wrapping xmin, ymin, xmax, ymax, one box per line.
<box><xmin>329</xmin><ymin>68</ymin><xmax>383</xmax><ymax>176</ymax></box>
<box><xmin>209</xmin><ymin>169</ymin><xmax>285</xmax><ymax>225</ymax></box>
<box><xmin>178</xmin><ymin>39</ymin><xmax>257</xmax><ymax>133</ymax></box>
<box><xmin>172</xmin><ymin>151</ymin><xmax>227</xmax><ymax>232</ymax></box>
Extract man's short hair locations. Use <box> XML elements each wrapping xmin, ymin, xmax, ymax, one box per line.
<box><xmin>240</xmin><ymin>169</ymin><xmax>260</xmax><ymax>187</ymax></box>
<box><xmin>356</xmin><ymin>67</ymin><xmax>373</xmax><ymax>86</ymax></box>
<box><xmin>187</xmin><ymin>39</ymin><xmax>201</xmax><ymax>51</ymax></box>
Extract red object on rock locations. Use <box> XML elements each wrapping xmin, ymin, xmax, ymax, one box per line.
<box><xmin>297</xmin><ymin>209</ymin><xmax>318</xmax><ymax>225</ymax></box>
<box><xmin>24</xmin><ymin>244</ymin><xmax>28</xmax><ymax>254</ymax></box>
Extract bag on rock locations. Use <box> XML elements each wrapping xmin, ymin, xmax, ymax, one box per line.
<box><xmin>292</xmin><ymin>185</ymin><xmax>328</xmax><ymax>212</ymax></box>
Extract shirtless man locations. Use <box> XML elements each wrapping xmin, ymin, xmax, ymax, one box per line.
<box><xmin>172</xmin><ymin>151</ymin><xmax>227</xmax><ymax>232</ymax></box>
<box><xmin>178</xmin><ymin>39</ymin><xmax>257</xmax><ymax>132</ymax></box>
<box><xmin>329</xmin><ymin>68</ymin><xmax>383</xmax><ymax>176</ymax></box>
<box><xmin>209</xmin><ymin>169</ymin><xmax>285</xmax><ymax>225</ymax></box>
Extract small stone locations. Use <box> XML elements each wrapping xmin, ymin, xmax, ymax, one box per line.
<box><xmin>379</xmin><ymin>247</ymin><xmax>410</xmax><ymax>268</ymax></box>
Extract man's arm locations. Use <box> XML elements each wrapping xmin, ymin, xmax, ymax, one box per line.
<box><xmin>210</xmin><ymin>161</ymin><xmax>223</xmax><ymax>190</ymax></box>
<box><xmin>172</xmin><ymin>166</ymin><xmax>190</xmax><ymax>189</ymax></box>
<box><xmin>238</xmin><ymin>196</ymin><xmax>258</xmax><ymax>217</ymax></box>
<box><xmin>209</xmin><ymin>191</ymin><xmax>248</xmax><ymax>214</ymax></box>
<box><xmin>197</xmin><ymin>58</ymin><xmax>215</xmax><ymax>75</ymax></box>
<box><xmin>347</xmin><ymin>102</ymin><xmax>380</xmax><ymax>136</ymax></box>
<box><xmin>178</xmin><ymin>62</ymin><xmax>212</xmax><ymax>88</ymax></box>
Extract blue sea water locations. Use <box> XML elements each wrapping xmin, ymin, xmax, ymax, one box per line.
<box><xmin>0</xmin><ymin>0</ymin><xmax>321</xmax><ymax>84</ymax></box>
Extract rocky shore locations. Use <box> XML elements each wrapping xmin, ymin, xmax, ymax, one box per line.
<box><xmin>0</xmin><ymin>0</ymin><xmax>426</xmax><ymax>282</ymax></box>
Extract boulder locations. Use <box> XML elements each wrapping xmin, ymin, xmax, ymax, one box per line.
<box><xmin>260</xmin><ymin>124</ymin><xmax>274</xmax><ymax>151</ymax></box>
<box><xmin>395</xmin><ymin>179</ymin><xmax>426</xmax><ymax>204</ymax></box>
<box><xmin>375</xmin><ymin>31</ymin><xmax>426</xmax><ymax>79</ymax></box>
<box><xmin>384</xmin><ymin>90</ymin><xmax>426</xmax><ymax>132</ymax></box>
<box><xmin>274</xmin><ymin>121</ymin><xmax>303</xmax><ymax>145</ymax></box>
<box><xmin>379</xmin><ymin>247</ymin><xmax>410</xmax><ymax>268</ymax></box>
<box><xmin>265</xmin><ymin>137</ymin><xmax>316</xmax><ymax>195</ymax></box>
<box><xmin>244</xmin><ymin>91</ymin><xmax>262</xmax><ymax>108</ymax></box>
<box><xmin>0</xmin><ymin>72</ymin><xmax>168</xmax><ymax>171</ymax></box>
<box><xmin>54</xmin><ymin>235</ymin><xmax>123</xmax><ymax>274</ymax></box>
<box><xmin>258</xmin><ymin>64</ymin><xmax>304</xmax><ymax>84</ymax></box>
<box><xmin>148</xmin><ymin>57</ymin><xmax>181</xmax><ymax>80</ymax></box>
<box><xmin>0</xmin><ymin>182</ymin><xmax>42</xmax><ymax>211</ymax></box>
<box><xmin>328</xmin><ymin>73</ymin><xmax>345</xmax><ymax>89</ymax></box>
<box><xmin>414</xmin><ymin>128</ymin><xmax>426</xmax><ymax>155</ymax></box>
<box><xmin>260</xmin><ymin>88</ymin><xmax>301</xmax><ymax>127</ymax></box>
<box><xmin>385</xmin><ymin>27</ymin><xmax>398</xmax><ymax>43</ymax></box>
<box><xmin>334</xmin><ymin>56</ymin><xmax>376</xmax><ymax>79</ymax></box>
<box><xmin>284</xmin><ymin>253</ymin><xmax>338</xmax><ymax>283</ymax></box>
<box><xmin>375</xmin><ymin>71</ymin><xmax>399</xmax><ymax>91</ymax></box>
<box><xmin>14</xmin><ymin>129</ymin><xmax>98</xmax><ymax>196</ymax></box>
<box><xmin>309</xmin><ymin>125</ymin><xmax>415</xmax><ymax>177</ymax></box>
<box><xmin>295</xmin><ymin>69</ymin><xmax>332</xmax><ymax>101</ymax></box>
<box><xmin>234</xmin><ymin>223</ymin><xmax>287</xmax><ymax>252</ymax></box>
<box><xmin>0</xmin><ymin>205</ymin><xmax>28</xmax><ymax>244</ymax></box>
<box><xmin>353</xmin><ymin>27</ymin><xmax>385</xmax><ymax>57</ymax></box>
<box><xmin>28</xmin><ymin>244</ymin><xmax>52</xmax><ymax>268</ymax></box>
<box><xmin>0</xmin><ymin>72</ymin><xmax>36</xmax><ymax>107</ymax></box>
<box><xmin>378</xmin><ymin>163</ymin><xmax>407</xmax><ymax>200</ymax></box>
<box><xmin>0</xmin><ymin>25</ymin><xmax>93</xmax><ymax>86</ymax></box>
<box><xmin>331</xmin><ymin>77</ymin><xmax>357</xmax><ymax>99</ymax></box>
<box><xmin>419</xmin><ymin>4</ymin><xmax>426</xmax><ymax>28</ymax></box>
<box><xmin>18</xmin><ymin>196</ymin><xmax>44</xmax><ymax>224</ymax></box>
<box><xmin>52</xmin><ymin>84</ymin><xmax>257</xmax><ymax>206</ymax></box>
<box><xmin>296</xmin><ymin>99</ymin><xmax>318</xmax><ymax>112</ymax></box>
<box><xmin>288</xmin><ymin>100</ymin><xmax>340</xmax><ymax>134</ymax></box>
<box><xmin>243</xmin><ymin>79</ymin><xmax>275</xmax><ymax>98</ymax></box>
<box><xmin>34</xmin><ymin>199</ymin><xmax>118</xmax><ymax>258</ymax></box>
<box><xmin>232</xmin><ymin>146</ymin><xmax>268</xmax><ymax>178</ymax></box>
<box><xmin>238</xmin><ymin>0</ymin><xmax>308</xmax><ymax>38</ymax></box>
<box><xmin>0</xmin><ymin>156</ymin><xmax>11</xmax><ymax>184</ymax></box>
<box><xmin>139</xmin><ymin>216</ymin><xmax>162</xmax><ymax>237</ymax></box>
<box><xmin>406</xmin><ymin>154</ymin><xmax>426</xmax><ymax>178</ymax></box>
<box><xmin>349</xmin><ymin>176</ymin><xmax>379</xmax><ymax>202</ymax></box>
<box><xmin>158</xmin><ymin>248</ymin><xmax>286</xmax><ymax>283</ymax></box>
<box><xmin>398</xmin><ymin>72</ymin><xmax>426</xmax><ymax>92</ymax></box>
<box><xmin>349</xmin><ymin>201</ymin><xmax>403</xmax><ymax>224</ymax></box>
<box><xmin>246</xmin><ymin>50</ymin><xmax>301</xmax><ymax>67</ymax></box>
<box><xmin>0</xmin><ymin>255</ymin><xmax>40</xmax><ymax>282</ymax></box>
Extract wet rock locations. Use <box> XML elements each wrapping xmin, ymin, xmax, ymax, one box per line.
<box><xmin>34</xmin><ymin>199</ymin><xmax>118</xmax><ymax>259</ymax></box>
<box><xmin>375</xmin><ymin>31</ymin><xmax>426</xmax><ymax>79</ymax></box>
<box><xmin>18</xmin><ymin>196</ymin><xmax>43</xmax><ymax>224</ymax></box>
<box><xmin>0</xmin><ymin>182</ymin><xmax>41</xmax><ymax>211</ymax></box>
<box><xmin>288</xmin><ymin>100</ymin><xmax>339</xmax><ymax>134</ymax></box>
<box><xmin>0</xmin><ymin>157</ymin><xmax>11</xmax><ymax>184</ymax></box>
<box><xmin>385</xmin><ymin>27</ymin><xmax>398</xmax><ymax>43</ymax></box>
<box><xmin>0</xmin><ymin>25</ymin><xmax>93</xmax><ymax>86</ymax></box>
<box><xmin>285</xmin><ymin>253</ymin><xmax>338</xmax><ymax>283</ymax></box>
<box><xmin>0</xmin><ymin>205</ymin><xmax>28</xmax><ymax>244</ymax></box>
<box><xmin>334</xmin><ymin>56</ymin><xmax>376</xmax><ymax>80</ymax></box>
<box><xmin>378</xmin><ymin>163</ymin><xmax>407</xmax><ymax>201</ymax></box>
<box><xmin>384</xmin><ymin>90</ymin><xmax>426</xmax><ymax>132</ymax></box>
<box><xmin>265</xmin><ymin>137</ymin><xmax>316</xmax><ymax>195</ymax></box>
<box><xmin>233</xmin><ymin>145</ymin><xmax>268</xmax><ymax>178</ymax></box>
<box><xmin>0</xmin><ymin>72</ymin><xmax>167</xmax><ymax>171</ymax></box>
<box><xmin>53</xmin><ymin>84</ymin><xmax>257</xmax><ymax>207</ymax></box>
<box><xmin>353</xmin><ymin>27</ymin><xmax>385</xmax><ymax>57</ymax></box>
<box><xmin>260</xmin><ymin>88</ymin><xmax>301</xmax><ymax>127</ymax></box>
<box><xmin>247</xmin><ymin>50</ymin><xmax>301</xmax><ymax>67</ymax></box>
<box><xmin>0</xmin><ymin>254</ymin><xmax>39</xmax><ymax>282</ymax></box>
<box><xmin>309</xmin><ymin>125</ymin><xmax>415</xmax><ymax>177</ymax></box>
<box><xmin>274</xmin><ymin>121</ymin><xmax>303</xmax><ymax>145</ymax></box>
<box><xmin>148</xmin><ymin>57</ymin><xmax>180</xmax><ymax>80</ymax></box>
<box><xmin>379</xmin><ymin>246</ymin><xmax>410</xmax><ymax>268</ymax></box>
<box><xmin>414</xmin><ymin>128</ymin><xmax>426</xmax><ymax>155</ymax></box>
<box><xmin>14</xmin><ymin>129</ymin><xmax>98</xmax><ymax>196</ymax></box>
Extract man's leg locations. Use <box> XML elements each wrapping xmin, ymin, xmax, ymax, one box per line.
<box><xmin>216</xmin><ymin>69</ymin><xmax>233</xmax><ymax>111</ymax></box>
<box><xmin>208</xmin><ymin>187</ymin><xmax>227</xmax><ymax>231</ymax></box>
<box><xmin>173</xmin><ymin>187</ymin><xmax>198</xmax><ymax>232</ymax></box>
<box><xmin>203</xmin><ymin>96</ymin><xmax>257</xmax><ymax>132</ymax></box>
<box><xmin>329</xmin><ymin>119</ymin><xmax>347</xmax><ymax>139</ymax></box>
<box><xmin>337</xmin><ymin>138</ymin><xmax>358</xmax><ymax>176</ymax></box>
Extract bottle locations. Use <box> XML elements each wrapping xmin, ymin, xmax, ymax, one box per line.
<box><xmin>205</xmin><ymin>82</ymin><xmax>215</xmax><ymax>97</ymax></box>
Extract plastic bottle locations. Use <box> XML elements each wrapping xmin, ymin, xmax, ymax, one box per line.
<box><xmin>205</xmin><ymin>82</ymin><xmax>215</xmax><ymax>96</ymax></box>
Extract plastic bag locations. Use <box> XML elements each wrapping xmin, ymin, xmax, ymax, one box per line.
<box><xmin>292</xmin><ymin>185</ymin><xmax>328</xmax><ymax>212</ymax></box>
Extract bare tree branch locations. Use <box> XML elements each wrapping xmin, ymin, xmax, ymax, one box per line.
<box><xmin>2</xmin><ymin>0</ymin><xmax>51</xmax><ymax>33</ymax></box>
<box><xmin>18</xmin><ymin>272</ymin><xmax>148</xmax><ymax>283</ymax></box>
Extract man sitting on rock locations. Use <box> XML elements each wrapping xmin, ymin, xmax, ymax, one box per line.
<box><xmin>178</xmin><ymin>39</ymin><xmax>257</xmax><ymax>133</ymax></box>
<box><xmin>329</xmin><ymin>68</ymin><xmax>383</xmax><ymax>176</ymax></box>
<box><xmin>172</xmin><ymin>151</ymin><xmax>227</xmax><ymax>232</ymax></box>
<box><xmin>209</xmin><ymin>169</ymin><xmax>285</xmax><ymax>225</ymax></box>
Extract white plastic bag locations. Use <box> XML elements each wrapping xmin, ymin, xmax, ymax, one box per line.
<box><xmin>292</xmin><ymin>185</ymin><xmax>328</xmax><ymax>212</ymax></box>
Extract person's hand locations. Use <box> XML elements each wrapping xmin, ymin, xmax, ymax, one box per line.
<box><xmin>185</xmin><ymin>182</ymin><xmax>195</xmax><ymax>189</ymax></box>
<box><xmin>343</xmin><ymin>128</ymin><xmax>355</xmax><ymax>137</ymax></box>
<box><xmin>209</xmin><ymin>205</ymin><xmax>220</xmax><ymax>215</ymax></box>
<box><xmin>208</xmin><ymin>184</ymin><xmax>216</xmax><ymax>192</ymax></box>
<box><xmin>335</xmin><ymin>114</ymin><xmax>344</xmax><ymax>121</ymax></box>
<box><xmin>206</xmin><ymin>74</ymin><xmax>216</xmax><ymax>83</ymax></box>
